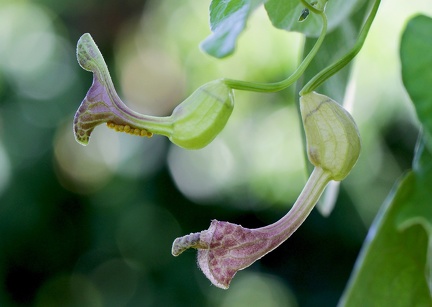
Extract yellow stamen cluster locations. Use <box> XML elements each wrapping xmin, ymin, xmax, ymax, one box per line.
<box><xmin>106</xmin><ymin>122</ymin><xmax>153</xmax><ymax>138</ymax></box>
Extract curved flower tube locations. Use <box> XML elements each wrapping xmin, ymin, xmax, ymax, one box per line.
<box><xmin>74</xmin><ymin>33</ymin><xmax>234</xmax><ymax>150</ymax></box>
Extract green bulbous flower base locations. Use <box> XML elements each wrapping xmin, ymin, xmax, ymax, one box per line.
<box><xmin>170</xmin><ymin>80</ymin><xmax>234</xmax><ymax>149</ymax></box>
<box><xmin>300</xmin><ymin>92</ymin><xmax>361</xmax><ymax>181</ymax></box>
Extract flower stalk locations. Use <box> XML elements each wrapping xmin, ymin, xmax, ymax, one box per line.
<box><xmin>222</xmin><ymin>0</ymin><xmax>328</xmax><ymax>93</ymax></box>
<box><xmin>300</xmin><ymin>0</ymin><xmax>381</xmax><ymax>95</ymax></box>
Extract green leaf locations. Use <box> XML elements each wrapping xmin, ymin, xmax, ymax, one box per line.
<box><xmin>339</xmin><ymin>138</ymin><xmax>432</xmax><ymax>306</ymax></box>
<box><xmin>401</xmin><ymin>15</ymin><xmax>432</xmax><ymax>145</ymax></box>
<box><xmin>265</xmin><ymin>0</ymin><xmax>366</xmax><ymax>37</ymax></box>
<box><xmin>399</xmin><ymin>137</ymin><xmax>432</xmax><ymax>238</ymax></box>
<box><xmin>201</xmin><ymin>0</ymin><xmax>265</xmax><ymax>58</ymax></box>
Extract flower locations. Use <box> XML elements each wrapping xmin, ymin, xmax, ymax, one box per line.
<box><xmin>172</xmin><ymin>92</ymin><xmax>361</xmax><ymax>288</ymax></box>
<box><xmin>73</xmin><ymin>33</ymin><xmax>234</xmax><ymax>150</ymax></box>
<box><xmin>172</xmin><ymin>167</ymin><xmax>331</xmax><ymax>289</ymax></box>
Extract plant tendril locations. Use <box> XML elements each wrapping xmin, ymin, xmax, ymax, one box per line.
<box><xmin>222</xmin><ymin>0</ymin><xmax>328</xmax><ymax>93</ymax></box>
<box><xmin>300</xmin><ymin>0</ymin><xmax>381</xmax><ymax>95</ymax></box>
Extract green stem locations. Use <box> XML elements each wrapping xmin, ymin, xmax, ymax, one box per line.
<box><xmin>222</xmin><ymin>0</ymin><xmax>328</xmax><ymax>93</ymax></box>
<box><xmin>300</xmin><ymin>0</ymin><xmax>381</xmax><ymax>95</ymax></box>
<box><xmin>260</xmin><ymin>166</ymin><xmax>331</xmax><ymax>234</ymax></box>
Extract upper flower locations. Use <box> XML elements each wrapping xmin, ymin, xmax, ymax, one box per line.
<box><xmin>74</xmin><ymin>33</ymin><xmax>234</xmax><ymax>150</ymax></box>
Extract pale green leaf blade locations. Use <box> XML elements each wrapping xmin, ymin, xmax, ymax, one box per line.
<box><xmin>201</xmin><ymin>0</ymin><xmax>265</xmax><ymax>58</ymax></box>
<box><xmin>397</xmin><ymin>137</ymin><xmax>432</xmax><ymax>234</ymax></box>
<box><xmin>339</xmin><ymin>168</ymin><xmax>432</xmax><ymax>306</ymax></box>
<box><xmin>401</xmin><ymin>15</ymin><xmax>432</xmax><ymax>142</ymax></box>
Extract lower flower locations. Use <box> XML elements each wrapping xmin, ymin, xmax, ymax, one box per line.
<box><xmin>172</xmin><ymin>167</ymin><xmax>332</xmax><ymax>289</ymax></box>
<box><xmin>172</xmin><ymin>93</ymin><xmax>361</xmax><ymax>288</ymax></box>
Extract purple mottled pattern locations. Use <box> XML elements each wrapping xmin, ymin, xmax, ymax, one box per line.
<box><xmin>197</xmin><ymin>220</ymin><xmax>285</xmax><ymax>289</ymax></box>
<box><xmin>73</xmin><ymin>74</ymin><xmax>117</xmax><ymax>144</ymax></box>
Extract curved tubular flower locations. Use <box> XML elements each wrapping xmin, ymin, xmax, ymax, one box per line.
<box><xmin>172</xmin><ymin>167</ymin><xmax>331</xmax><ymax>289</ymax></box>
<box><xmin>74</xmin><ymin>33</ymin><xmax>234</xmax><ymax>150</ymax></box>
<box><xmin>172</xmin><ymin>92</ymin><xmax>361</xmax><ymax>289</ymax></box>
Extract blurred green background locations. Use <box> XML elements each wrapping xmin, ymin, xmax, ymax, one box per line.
<box><xmin>0</xmin><ymin>0</ymin><xmax>431</xmax><ymax>306</ymax></box>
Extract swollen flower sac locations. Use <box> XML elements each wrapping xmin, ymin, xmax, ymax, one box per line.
<box><xmin>73</xmin><ymin>33</ymin><xmax>234</xmax><ymax>149</ymax></box>
<box><xmin>172</xmin><ymin>92</ymin><xmax>361</xmax><ymax>289</ymax></box>
<box><xmin>300</xmin><ymin>92</ymin><xmax>361</xmax><ymax>181</ymax></box>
